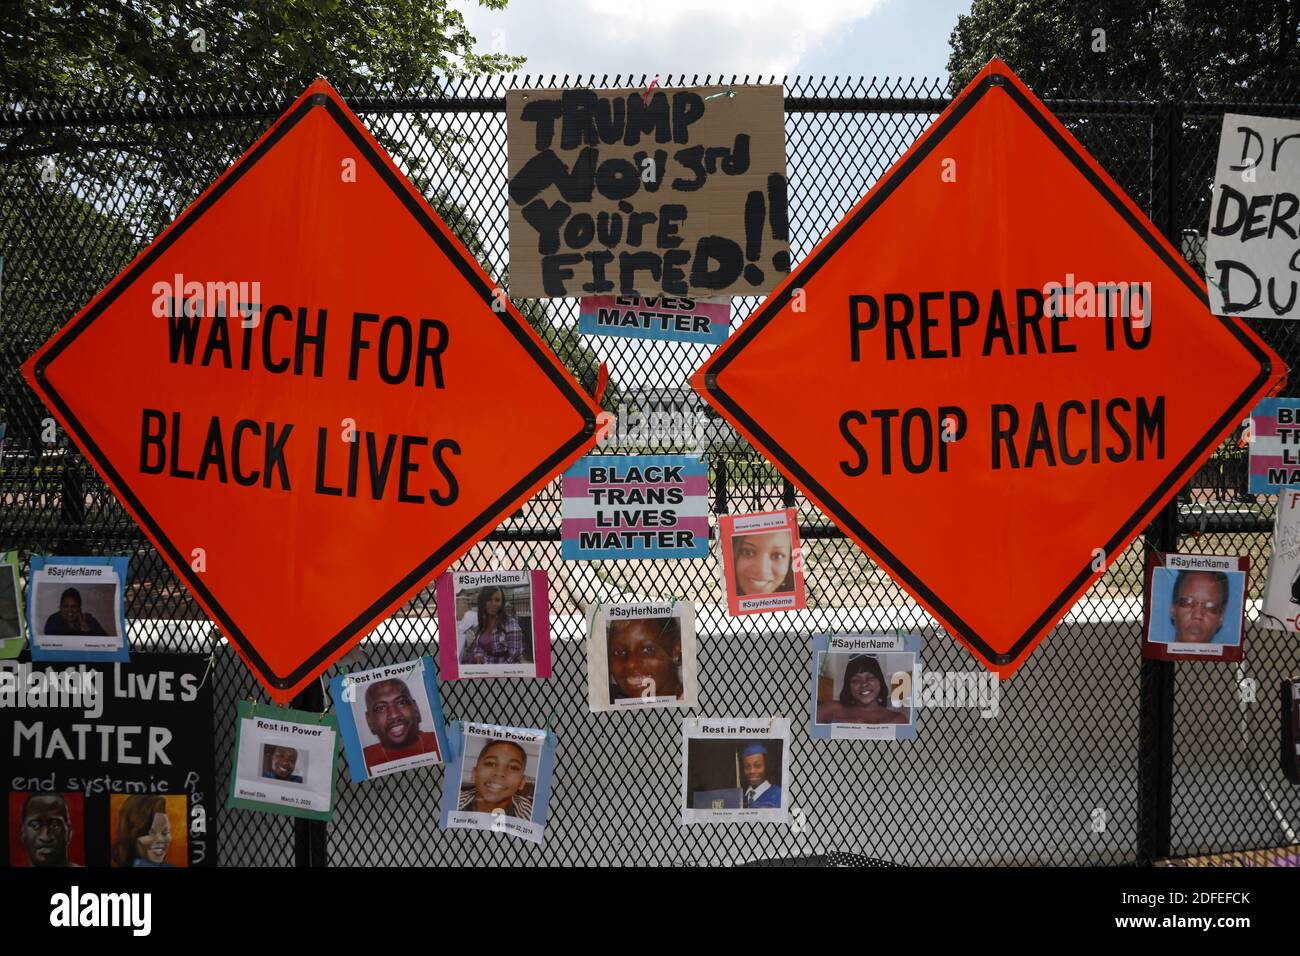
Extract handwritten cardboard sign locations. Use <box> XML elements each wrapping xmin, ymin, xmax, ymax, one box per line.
<box><xmin>507</xmin><ymin>85</ymin><xmax>790</xmax><ymax>298</ymax></box>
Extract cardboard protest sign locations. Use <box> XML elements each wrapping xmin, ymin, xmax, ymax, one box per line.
<box><xmin>507</xmin><ymin>85</ymin><xmax>790</xmax><ymax>298</ymax></box>
<box><xmin>1206</xmin><ymin>114</ymin><xmax>1300</xmax><ymax>319</ymax></box>
<box><xmin>227</xmin><ymin>701</ymin><xmax>339</xmax><ymax>821</ymax></box>
<box><xmin>2</xmin><ymin>654</ymin><xmax>217</xmax><ymax>867</ymax></box>
<box><xmin>0</xmin><ymin>551</ymin><xmax>24</xmax><ymax>660</ymax></box>
<box><xmin>436</xmin><ymin>570</ymin><xmax>552</xmax><ymax>679</ymax></box>
<box><xmin>28</xmin><ymin>556</ymin><xmax>129</xmax><ymax>663</ymax></box>
<box><xmin>810</xmin><ymin>633</ymin><xmax>920</xmax><ymax>741</ymax></box>
<box><xmin>1248</xmin><ymin>398</ymin><xmax>1300</xmax><ymax>493</ymax></box>
<box><xmin>21</xmin><ymin>79</ymin><xmax>599</xmax><ymax>703</ymax></box>
<box><xmin>439</xmin><ymin>722</ymin><xmax>556</xmax><ymax>844</ymax></box>
<box><xmin>562</xmin><ymin>454</ymin><xmax>709</xmax><ymax>559</ymax></box>
<box><xmin>1141</xmin><ymin>553</ymin><xmax>1248</xmax><ymax>662</ymax></box>
<box><xmin>579</xmin><ymin>294</ymin><xmax>730</xmax><ymax>344</ymax></box>
<box><xmin>1262</xmin><ymin>490</ymin><xmax>1300</xmax><ymax>633</ymax></box>
<box><xmin>331</xmin><ymin>657</ymin><xmax>449</xmax><ymax>784</ymax></box>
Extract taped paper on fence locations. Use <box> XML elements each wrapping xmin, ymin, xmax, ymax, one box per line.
<box><xmin>562</xmin><ymin>454</ymin><xmax>709</xmax><ymax>559</ymax></box>
<box><xmin>587</xmin><ymin>600</ymin><xmax>698</xmax><ymax>712</ymax></box>
<box><xmin>1141</xmin><ymin>552</ymin><xmax>1248</xmax><ymax>663</ymax></box>
<box><xmin>439</xmin><ymin>721</ymin><xmax>556</xmax><ymax>845</ymax></box>
<box><xmin>227</xmin><ymin>701</ymin><xmax>339</xmax><ymax>822</ymax></box>
<box><xmin>681</xmin><ymin>717</ymin><xmax>790</xmax><ymax>824</ymax></box>
<box><xmin>579</xmin><ymin>294</ymin><xmax>730</xmax><ymax>344</ymax></box>
<box><xmin>810</xmin><ymin>633</ymin><xmax>921</xmax><ymax>741</ymax></box>
<box><xmin>436</xmin><ymin>570</ymin><xmax>552</xmax><ymax>680</ymax></box>
<box><xmin>27</xmin><ymin>556</ymin><xmax>129</xmax><ymax>663</ymax></box>
<box><xmin>332</xmin><ymin>656</ymin><xmax>449</xmax><ymax>784</ymax></box>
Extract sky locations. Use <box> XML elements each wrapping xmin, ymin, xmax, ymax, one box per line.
<box><xmin>452</xmin><ymin>0</ymin><xmax>971</xmax><ymax>82</ymax></box>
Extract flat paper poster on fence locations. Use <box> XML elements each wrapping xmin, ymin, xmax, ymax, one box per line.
<box><xmin>331</xmin><ymin>657</ymin><xmax>449</xmax><ymax>784</ymax></box>
<box><xmin>810</xmin><ymin>633</ymin><xmax>921</xmax><ymax>741</ymax></box>
<box><xmin>435</xmin><ymin>570</ymin><xmax>552</xmax><ymax>679</ymax></box>
<box><xmin>1262</xmin><ymin>489</ymin><xmax>1300</xmax><ymax>633</ymax></box>
<box><xmin>719</xmin><ymin>508</ymin><xmax>806</xmax><ymax>614</ymax></box>
<box><xmin>579</xmin><ymin>294</ymin><xmax>731</xmax><ymax>344</ymax></box>
<box><xmin>1141</xmin><ymin>552</ymin><xmax>1248</xmax><ymax>662</ymax></box>
<box><xmin>27</xmin><ymin>556</ymin><xmax>129</xmax><ymax>663</ymax></box>
<box><xmin>562</xmin><ymin>455</ymin><xmax>709</xmax><ymax>559</ymax></box>
<box><xmin>1248</xmin><ymin>398</ymin><xmax>1300</xmax><ymax>493</ymax></box>
<box><xmin>227</xmin><ymin>701</ymin><xmax>339</xmax><ymax>821</ymax></box>
<box><xmin>1206</xmin><ymin>113</ymin><xmax>1300</xmax><ymax>319</ymax></box>
<box><xmin>439</xmin><ymin>722</ymin><xmax>556</xmax><ymax>844</ymax></box>
<box><xmin>2</xmin><ymin>654</ymin><xmax>217</xmax><ymax>867</ymax></box>
<box><xmin>587</xmin><ymin>600</ymin><xmax>698</xmax><ymax>711</ymax></box>
<box><xmin>681</xmin><ymin>717</ymin><xmax>790</xmax><ymax>824</ymax></box>
<box><xmin>507</xmin><ymin>85</ymin><xmax>790</xmax><ymax>298</ymax></box>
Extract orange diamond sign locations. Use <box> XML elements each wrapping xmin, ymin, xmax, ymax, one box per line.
<box><xmin>692</xmin><ymin>60</ymin><xmax>1284</xmax><ymax>676</ymax></box>
<box><xmin>23</xmin><ymin>80</ymin><xmax>598</xmax><ymax>701</ymax></box>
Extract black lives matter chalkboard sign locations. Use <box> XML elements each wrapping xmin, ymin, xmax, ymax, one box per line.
<box><xmin>507</xmin><ymin>85</ymin><xmax>790</xmax><ymax>298</ymax></box>
<box><xmin>2</xmin><ymin>654</ymin><xmax>216</xmax><ymax>867</ymax></box>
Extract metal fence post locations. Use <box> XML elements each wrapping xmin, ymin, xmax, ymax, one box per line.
<box><xmin>1136</xmin><ymin>98</ymin><xmax>1183</xmax><ymax>865</ymax></box>
<box><xmin>291</xmin><ymin>679</ymin><xmax>329</xmax><ymax>867</ymax></box>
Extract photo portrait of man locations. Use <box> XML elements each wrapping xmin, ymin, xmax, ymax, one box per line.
<box><xmin>457</xmin><ymin>739</ymin><xmax>535</xmax><ymax>819</ymax></box>
<box><xmin>740</xmin><ymin>742</ymin><xmax>782</xmax><ymax>809</ymax></box>
<box><xmin>42</xmin><ymin>586</ymin><xmax>107</xmax><ymax>637</ymax></box>
<box><xmin>262</xmin><ymin>744</ymin><xmax>304</xmax><ymax>784</ymax></box>
<box><xmin>16</xmin><ymin>793</ymin><xmax>80</xmax><ymax>867</ymax></box>
<box><xmin>361</xmin><ymin>677</ymin><xmax>442</xmax><ymax>770</ymax></box>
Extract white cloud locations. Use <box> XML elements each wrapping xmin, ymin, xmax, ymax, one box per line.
<box><xmin>455</xmin><ymin>0</ymin><xmax>893</xmax><ymax>78</ymax></box>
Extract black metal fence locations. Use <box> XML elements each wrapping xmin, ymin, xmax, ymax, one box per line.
<box><xmin>2</xmin><ymin>75</ymin><xmax>1298</xmax><ymax>866</ymax></box>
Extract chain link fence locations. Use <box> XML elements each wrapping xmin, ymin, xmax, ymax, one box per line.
<box><xmin>2</xmin><ymin>75</ymin><xmax>1297</xmax><ymax>866</ymax></box>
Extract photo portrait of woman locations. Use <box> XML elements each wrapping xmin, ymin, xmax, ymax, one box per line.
<box><xmin>460</xmin><ymin>586</ymin><xmax>526</xmax><ymax>665</ymax></box>
<box><xmin>1163</xmin><ymin>570</ymin><xmax>1236</xmax><ymax>644</ymax></box>
<box><xmin>731</xmin><ymin>530</ymin><xmax>795</xmax><ymax>596</ymax></box>
<box><xmin>111</xmin><ymin>794</ymin><xmax>174</xmax><ymax>868</ymax></box>
<box><xmin>815</xmin><ymin>654</ymin><xmax>908</xmax><ymax>725</ymax></box>
<box><xmin>608</xmin><ymin>616</ymin><xmax>683</xmax><ymax>701</ymax></box>
<box><xmin>457</xmin><ymin>740</ymin><xmax>534</xmax><ymax>819</ymax></box>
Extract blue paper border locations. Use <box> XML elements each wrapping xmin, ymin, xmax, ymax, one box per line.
<box><xmin>331</xmin><ymin>655</ymin><xmax>450</xmax><ymax>784</ymax></box>
<box><xmin>561</xmin><ymin>454</ymin><xmax>710</xmax><ymax>560</ymax></box>
<box><xmin>438</xmin><ymin>720</ymin><xmax>557</xmax><ymax>836</ymax></box>
<box><xmin>809</xmin><ymin>633</ymin><xmax>921</xmax><ymax>741</ymax></box>
<box><xmin>28</xmin><ymin>554</ymin><xmax>130</xmax><ymax>663</ymax></box>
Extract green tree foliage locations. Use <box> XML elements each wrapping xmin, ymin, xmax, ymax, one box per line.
<box><xmin>947</xmin><ymin>0</ymin><xmax>1298</xmax><ymax>96</ymax></box>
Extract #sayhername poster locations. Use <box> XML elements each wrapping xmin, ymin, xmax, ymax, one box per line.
<box><xmin>562</xmin><ymin>454</ymin><xmax>709</xmax><ymax>559</ymax></box>
<box><xmin>587</xmin><ymin>600</ymin><xmax>699</xmax><ymax>711</ymax></box>
<box><xmin>506</xmin><ymin>85</ymin><xmax>790</xmax><ymax>298</ymax></box>
<box><xmin>28</xmin><ymin>555</ymin><xmax>129</xmax><ymax>663</ymax></box>
<box><xmin>1142</xmin><ymin>552</ymin><xmax>1248</xmax><ymax>662</ymax></box>
<box><xmin>227</xmin><ymin>701</ymin><xmax>339</xmax><ymax>821</ymax></box>
<box><xmin>1206</xmin><ymin>114</ymin><xmax>1300</xmax><ymax>320</ymax></box>
<box><xmin>332</xmin><ymin>656</ymin><xmax>449</xmax><ymax>784</ymax></box>
<box><xmin>1248</xmin><ymin>398</ymin><xmax>1300</xmax><ymax>493</ymax></box>
<box><xmin>1262</xmin><ymin>488</ymin><xmax>1300</xmax><ymax>633</ymax></box>
<box><xmin>682</xmin><ymin>717</ymin><xmax>790</xmax><ymax>824</ymax></box>
<box><xmin>0</xmin><ymin>550</ymin><xmax>24</xmax><ymax>660</ymax></box>
<box><xmin>436</xmin><ymin>570</ymin><xmax>552</xmax><ymax>680</ymax></box>
<box><xmin>438</xmin><ymin>722</ymin><xmax>556</xmax><ymax>845</ymax></box>
<box><xmin>719</xmin><ymin>508</ymin><xmax>807</xmax><ymax>614</ymax></box>
<box><xmin>810</xmin><ymin>634</ymin><xmax>920</xmax><ymax>741</ymax></box>
<box><xmin>579</xmin><ymin>294</ymin><xmax>730</xmax><ymax>344</ymax></box>
<box><xmin>2</xmin><ymin>654</ymin><xmax>217</xmax><ymax>867</ymax></box>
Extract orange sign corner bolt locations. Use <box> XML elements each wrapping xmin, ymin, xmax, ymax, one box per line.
<box><xmin>692</xmin><ymin>57</ymin><xmax>1286</xmax><ymax>678</ymax></box>
<box><xmin>22</xmin><ymin>78</ymin><xmax>600</xmax><ymax>703</ymax></box>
